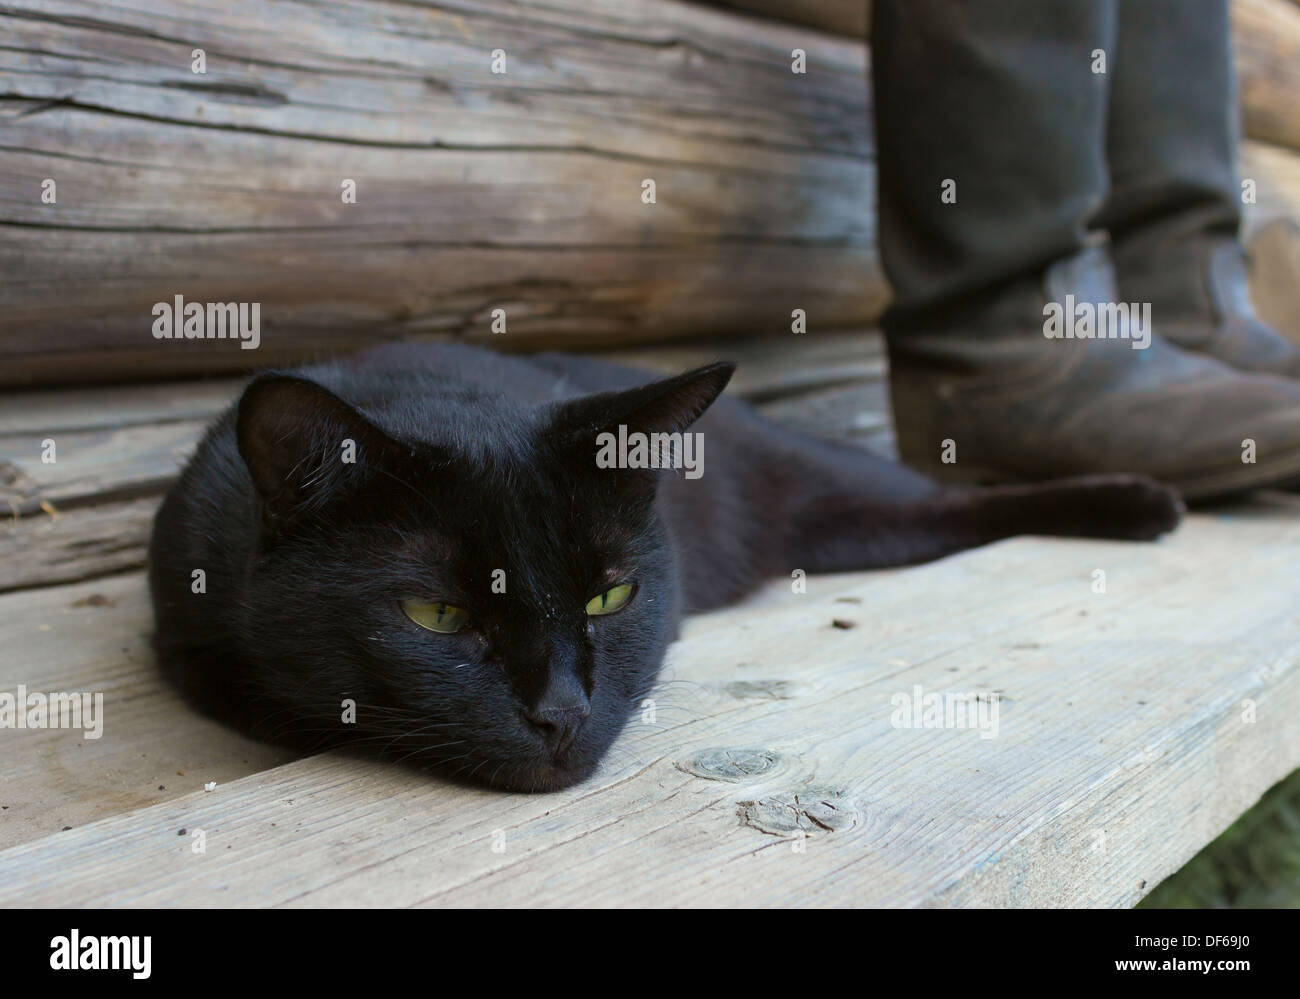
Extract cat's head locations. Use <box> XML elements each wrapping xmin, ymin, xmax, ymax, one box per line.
<box><xmin>233</xmin><ymin>361</ymin><xmax>733</xmax><ymax>791</ymax></box>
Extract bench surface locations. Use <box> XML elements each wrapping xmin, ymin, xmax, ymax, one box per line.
<box><xmin>2</xmin><ymin>332</ymin><xmax>1298</xmax><ymax>906</ymax></box>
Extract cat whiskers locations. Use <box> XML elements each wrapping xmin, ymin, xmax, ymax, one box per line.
<box><xmin>253</xmin><ymin>699</ymin><xmax>463</xmax><ymax>754</ymax></box>
<box><xmin>378</xmin><ymin>716</ymin><xmax>470</xmax><ymax>756</ymax></box>
<box><xmin>387</xmin><ymin>739</ymin><xmax>470</xmax><ymax>766</ymax></box>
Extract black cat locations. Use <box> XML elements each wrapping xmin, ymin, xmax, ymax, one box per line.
<box><xmin>149</xmin><ymin>342</ymin><xmax>1181</xmax><ymax>791</ymax></box>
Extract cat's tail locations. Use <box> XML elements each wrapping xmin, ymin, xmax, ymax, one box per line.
<box><xmin>785</xmin><ymin>472</ymin><xmax>1184</xmax><ymax>573</ymax></box>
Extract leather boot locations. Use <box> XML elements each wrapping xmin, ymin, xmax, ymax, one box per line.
<box><xmin>1112</xmin><ymin>228</ymin><xmax>1300</xmax><ymax>379</ymax></box>
<box><xmin>1097</xmin><ymin>0</ymin><xmax>1300</xmax><ymax>378</ymax></box>
<box><xmin>872</xmin><ymin>0</ymin><xmax>1300</xmax><ymax>496</ymax></box>
<box><xmin>887</xmin><ymin>244</ymin><xmax>1300</xmax><ymax>499</ymax></box>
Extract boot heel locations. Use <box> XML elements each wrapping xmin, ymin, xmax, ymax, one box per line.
<box><xmin>889</xmin><ymin>362</ymin><xmax>1018</xmax><ymax>487</ymax></box>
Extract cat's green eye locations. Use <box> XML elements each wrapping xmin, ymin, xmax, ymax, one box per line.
<box><xmin>402</xmin><ymin>599</ymin><xmax>472</xmax><ymax>634</ymax></box>
<box><xmin>586</xmin><ymin>583</ymin><xmax>634</xmax><ymax>617</ymax></box>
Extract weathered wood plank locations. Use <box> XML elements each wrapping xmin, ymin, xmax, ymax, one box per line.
<box><xmin>0</xmin><ymin>378</ymin><xmax>245</xmax><ymax>436</ymax></box>
<box><xmin>0</xmin><ymin>496</ymin><xmax>155</xmax><ymax>592</ymax></box>
<box><xmin>0</xmin><ymin>573</ymin><xmax>296</xmax><ymax>850</ymax></box>
<box><xmin>0</xmin><ymin>334</ymin><xmax>884</xmax><ymax>439</ymax></box>
<box><xmin>0</xmin><ymin>332</ymin><xmax>889</xmax><ymax>592</ymax></box>
<box><xmin>0</xmin><ymin>387</ymin><xmax>894</xmax><ymax>592</ymax></box>
<box><xmin>0</xmin><ymin>419</ymin><xmax>205</xmax><ymax>516</ymax></box>
<box><xmin>2</xmin><ymin>496</ymin><xmax>1296</xmax><ymax>904</ymax></box>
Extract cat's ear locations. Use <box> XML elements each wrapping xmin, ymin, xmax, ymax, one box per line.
<box><xmin>552</xmin><ymin>362</ymin><xmax>735</xmax><ymax>440</ymax></box>
<box><xmin>549</xmin><ymin>362</ymin><xmax>734</xmax><ymax>490</ymax></box>
<box><xmin>236</xmin><ymin>374</ymin><xmax>406</xmax><ymax>529</ymax></box>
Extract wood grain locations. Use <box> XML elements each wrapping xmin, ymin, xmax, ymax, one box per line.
<box><xmin>2</xmin><ymin>495</ymin><xmax>1296</xmax><ymax>904</ymax></box>
<box><xmin>0</xmin><ymin>573</ymin><xmax>296</xmax><ymax>850</ymax></box>
<box><xmin>703</xmin><ymin>1</ymin><xmax>868</xmax><ymax>38</ymax></box>
<box><xmin>4</xmin><ymin>0</ymin><xmax>1300</xmax><ymax>385</ymax></box>
<box><xmin>1233</xmin><ymin>0</ymin><xmax>1300</xmax><ymax>152</ymax></box>
<box><xmin>1248</xmin><ymin>216</ymin><xmax>1300</xmax><ymax>342</ymax></box>
<box><xmin>0</xmin><ymin>0</ymin><xmax>879</xmax><ymax>385</ymax></box>
<box><xmin>713</xmin><ymin>0</ymin><xmax>1300</xmax><ymax>155</ymax></box>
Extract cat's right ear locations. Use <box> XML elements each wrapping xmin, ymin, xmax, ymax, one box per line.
<box><xmin>236</xmin><ymin>374</ymin><xmax>405</xmax><ymax>531</ymax></box>
<box><xmin>551</xmin><ymin>362</ymin><xmax>736</xmax><ymax>442</ymax></box>
<box><xmin>548</xmin><ymin>361</ymin><xmax>734</xmax><ymax>495</ymax></box>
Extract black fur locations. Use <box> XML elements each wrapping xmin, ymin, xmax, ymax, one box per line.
<box><xmin>148</xmin><ymin>343</ymin><xmax>1181</xmax><ymax>790</ymax></box>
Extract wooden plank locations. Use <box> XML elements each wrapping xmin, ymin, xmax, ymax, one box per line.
<box><xmin>0</xmin><ymin>419</ymin><xmax>205</xmax><ymax>516</ymax></box>
<box><xmin>0</xmin><ymin>378</ymin><xmax>244</xmax><ymax>436</ymax></box>
<box><xmin>0</xmin><ymin>573</ymin><xmax>297</xmax><ymax>850</ymax></box>
<box><xmin>0</xmin><ymin>334</ymin><xmax>883</xmax><ymax>437</ymax></box>
<box><xmin>0</xmin><ymin>497</ymin><xmax>155</xmax><ymax>592</ymax></box>
<box><xmin>0</xmin><ymin>332</ymin><xmax>889</xmax><ymax>592</ymax></box>
<box><xmin>0</xmin><ymin>0</ymin><xmax>879</xmax><ymax>385</ymax></box>
<box><xmin>2</xmin><ymin>495</ymin><xmax>1296</xmax><ymax>904</ymax></box>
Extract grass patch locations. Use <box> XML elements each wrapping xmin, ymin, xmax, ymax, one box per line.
<box><xmin>1140</xmin><ymin>768</ymin><xmax>1300</xmax><ymax>908</ymax></box>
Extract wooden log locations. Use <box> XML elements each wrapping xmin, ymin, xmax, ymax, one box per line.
<box><xmin>4</xmin><ymin>0</ymin><xmax>1300</xmax><ymax>387</ymax></box>
<box><xmin>1232</xmin><ymin>0</ymin><xmax>1300</xmax><ymax>153</ymax></box>
<box><xmin>710</xmin><ymin>0</ymin><xmax>1300</xmax><ymax>155</ymax></box>
<box><xmin>1248</xmin><ymin>217</ymin><xmax>1300</xmax><ymax>342</ymax></box>
<box><xmin>1242</xmin><ymin>141</ymin><xmax>1300</xmax><ymax>345</ymax></box>
<box><xmin>2</xmin><ymin>495</ymin><xmax>1298</xmax><ymax>902</ymax></box>
<box><xmin>0</xmin><ymin>332</ymin><xmax>888</xmax><ymax>593</ymax></box>
<box><xmin>706</xmin><ymin>1</ymin><xmax>867</xmax><ymax>38</ymax></box>
<box><xmin>0</xmin><ymin>0</ymin><xmax>879</xmax><ymax>386</ymax></box>
<box><xmin>1242</xmin><ymin>139</ymin><xmax>1300</xmax><ymax>222</ymax></box>
<box><xmin>4</xmin><ymin>132</ymin><xmax>1299</xmax><ymax>589</ymax></box>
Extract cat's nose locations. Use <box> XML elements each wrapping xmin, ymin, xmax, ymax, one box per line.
<box><xmin>523</xmin><ymin>670</ymin><xmax>591</xmax><ymax>753</ymax></box>
<box><xmin>524</xmin><ymin>703</ymin><xmax>591</xmax><ymax>754</ymax></box>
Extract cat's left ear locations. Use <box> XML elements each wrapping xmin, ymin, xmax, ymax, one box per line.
<box><xmin>236</xmin><ymin>373</ymin><xmax>408</xmax><ymax>531</ymax></box>
<box><xmin>549</xmin><ymin>361</ymin><xmax>734</xmax><ymax>479</ymax></box>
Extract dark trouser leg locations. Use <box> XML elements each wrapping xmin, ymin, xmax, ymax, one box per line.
<box><xmin>870</xmin><ymin>0</ymin><xmax>1300</xmax><ymax>498</ymax></box>
<box><xmin>870</xmin><ymin>0</ymin><xmax>1113</xmax><ymax>327</ymax></box>
<box><xmin>1095</xmin><ymin>0</ymin><xmax>1238</xmax><ymax>240</ymax></box>
<box><xmin>1098</xmin><ymin>0</ymin><xmax>1300</xmax><ymax>376</ymax></box>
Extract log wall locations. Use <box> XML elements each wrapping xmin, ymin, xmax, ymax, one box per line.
<box><xmin>2</xmin><ymin>0</ymin><xmax>1300</xmax><ymax>386</ymax></box>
